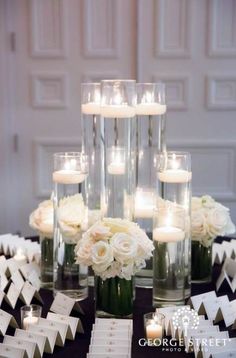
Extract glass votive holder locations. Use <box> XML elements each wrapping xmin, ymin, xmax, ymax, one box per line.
<box><xmin>21</xmin><ymin>305</ymin><xmax>42</xmax><ymax>330</ymax></box>
<box><xmin>144</xmin><ymin>312</ymin><xmax>165</xmax><ymax>341</ymax></box>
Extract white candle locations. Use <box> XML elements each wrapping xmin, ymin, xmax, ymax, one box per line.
<box><xmin>134</xmin><ymin>189</ymin><xmax>154</xmax><ymax>219</ymax></box>
<box><xmin>81</xmin><ymin>102</ymin><xmax>101</xmax><ymax>115</ymax></box>
<box><xmin>53</xmin><ymin>170</ymin><xmax>87</xmax><ymax>184</ymax></box>
<box><xmin>158</xmin><ymin>169</ymin><xmax>192</xmax><ymax>183</ymax></box>
<box><xmin>13</xmin><ymin>248</ymin><xmax>27</xmax><ymax>266</ymax></box>
<box><xmin>135</xmin><ymin>103</ymin><xmax>167</xmax><ymax>115</ymax></box>
<box><xmin>101</xmin><ymin>105</ymin><xmax>135</xmax><ymax>118</ymax></box>
<box><xmin>153</xmin><ymin>227</ymin><xmax>185</xmax><ymax>243</ymax></box>
<box><xmin>23</xmin><ymin>315</ymin><xmax>39</xmax><ymax>330</ymax></box>
<box><xmin>107</xmin><ymin>162</ymin><xmax>125</xmax><ymax>175</ymax></box>
<box><xmin>146</xmin><ymin>320</ymin><xmax>163</xmax><ymax>339</ymax></box>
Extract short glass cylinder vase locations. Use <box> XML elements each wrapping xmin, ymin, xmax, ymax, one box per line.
<box><xmin>95</xmin><ymin>276</ymin><xmax>134</xmax><ymax>318</ymax></box>
<box><xmin>153</xmin><ymin>206</ymin><xmax>186</xmax><ymax>307</ymax></box>
<box><xmin>134</xmin><ymin>82</ymin><xmax>166</xmax><ymax>288</ymax></box>
<box><xmin>40</xmin><ymin>235</ymin><xmax>53</xmax><ymax>289</ymax></box>
<box><xmin>191</xmin><ymin>240</ymin><xmax>212</xmax><ymax>283</ymax></box>
<box><xmin>53</xmin><ymin>152</ymin><xmax>89</xmax><ymax>301</ymax></box>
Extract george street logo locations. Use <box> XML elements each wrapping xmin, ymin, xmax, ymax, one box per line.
<box><xmin>172</xmin><ymin>306</ymin><xmax>199</xmax><ymax>336</ymax></box>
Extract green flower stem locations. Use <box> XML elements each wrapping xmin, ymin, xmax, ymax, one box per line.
<box><xmin>192</xmin><ymin>241</ymin><xmax>212</xmax><ymax>282</ymax></box>
<box><xmin>95</xmin><ymin>276</ymin><xmax>133</xmax><ymax>317</ymax></box>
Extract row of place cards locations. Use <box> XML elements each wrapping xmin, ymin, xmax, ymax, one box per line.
<box><xmin>188</xmin><ymin>290</ymin><xmax>236</xmax><ymax>328</ymax></box>
<box><xmin>158</xmin><ymin>304</ymin><xmax>236</xmax><ymax>358</ymax></box>
<box><xmin>0</xmin><ymin>263</ymin><xmax>42</xmax><ymax>309</ymax></box>
<box><xmin>87</xmin><ymin>318</ymin><xmax>133</xmax><ymax>358</ymax></box>
<box><xmin>0</xmin><ymin>312</ymin><xmax>84</xmax><ymax>358</ymax></box>
<box><xmin>0</xmin><ymin>234</ymin><xmax>40</xmax><ymax>263</ymax></box>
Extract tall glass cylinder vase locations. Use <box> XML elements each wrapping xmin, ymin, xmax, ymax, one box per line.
<box><xmin>153</xmin><ymin>151</ymin><xmax>192</xmax><ymax>307</ymax></box>
<box><xmin>134</xmin><ymin>83</ymin><xmax>166</xmax><ymax>288</ymax></box>
<box><xmin>100</xmin><ymin>80</ymin><xmax>136</xmax><ymax>219</ymax></box>
<box><xmin>81</xmin><ymin>83</ymin><xmax>102</xmax><ymax>227</ymax></box>
<box><xmin>53</xmin><ymin>152</ymin><xmax>89</xmax><ymax>300</ymax></box>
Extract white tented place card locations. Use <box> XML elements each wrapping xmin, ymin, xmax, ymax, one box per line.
<box><xmin>10</xmin><ymin>270</ymin><xmax>25</xmax><ymax>291</ymax></box>
<box><xmin>188</xmin><ymin>291</ymin><xmax>217</xmax><ymax>314</ymax></box>
<box><xmin>203</xmin><ymin>295</ymin><xmax>229</xmax><ymax>321</ymax></box>
<box><xmin>202</xmin><ymin>337</ymin><xmax>236</xmax><ymax>358</ymax></box>
<box><xmin>19</xmin><ymin>281</ymin><xmax>43</xmax><ymax>305</ymax></box>
<box><xmin>0</xmin><ymin>309</ymin><xmax>18</xmax><ymax>336</ymax></box>
<box><xmin>0</xmin><ymin>291</ymin><xmax>5</xmax><ymax>307</ymax></box>
<box><xmin>192</xmin><ymin>331</ymin><xmax>229</xmax><ymax>358</ymax></box>
<box><xmin>89</xmin><ymin>346</ymin><xmax>131</xmax><ymax>355</ymax></box>
<box><xmin>47</xmin><ymin>312</ymin><xmax>84</xmax><ymax>339</ymax></box>
<box><xmin>0</xmin><ymin>256</ymin><xmax>8</xmax><ymax>274</ymax></box>
<box><xmin>215</xmin><ymin>299</ymin><xmax>236</xmax><ymax>326</ymax></box>
<box><xmin>3</xmin><ymin>335</ymin><xmax>37</xmax><ymax>358</ymax></box>
<box><xmin>216</xmin><ymin>258</ymin><xmax>236</xmax><ymax>293</ymax></box>
<box><xmin>212</xmin><ymin>352</ymin><xmax>236</xmax><ymax>358</ymax></box>
<box><xmin>15</xmin><ymin>328</ymin><xmax>45</xmax><ymax>357</ymax></box>
<box><xmin>6</xmin><ymin>258</ymin><xmax>20</xmax><ymax>277</ymax></box>
<box><xmin>28</xmin><ymin>271</ymin><xmax>41</xmax><ymax>291</ymax></box>
<box><xmin>222</xmin><ymin>241</ymin><xmax>235</xmax><ymax>259</ymax></box>
<box><xmin>20</xmin><ymin>263</ymin><xmax>40</xmax><ymax>280</ymax></box>
<box><xmin>0</xmin><ymin>343</ymin><xmax>27</xmax><ymax>358</ymax></box>
<box><xmin>4</xmin><ymin>283</ymin><xmax>20</xmax><ymax>309</ymax></box>
<box><xmin>173</xmin><ymin>319</ymin><xmax>213</xmax><ymax>341</ymax></box>
<box><xmin>94</xmin><ymin>318</ymin><xmax>133</xmax><ymax>329</ymax></box>
<box><xmin>90</xmin><ymin>337</ymin><xmax>130</xmax><ymax>346</ymax></box>
<box><xmin>36</xmin><ymin>317</ymin><xmax>67</xmax><ymax>346</ymax></box>
<box><xmin>183</xmin><ymin>326</ymin><xmax>219</xmax><ymax>350</ymax></box>
<box><xmin>50</xmin><ymin>292</ymin><xmax>84</xmax><ymax>316</ymax></box>
<box><xmin>212</xmin><ymin>243</ymin><xmax>224</xmax><ymax>264</ymax></box>
<box><xmin>92</xmin><ymin>330</ymin><xmax>131</xmax><ymax>340</ymax></box>
<box><xmin>26</xmin><ymin>324</ymin><xmax>57</xmax><ymax>354</ymax></box>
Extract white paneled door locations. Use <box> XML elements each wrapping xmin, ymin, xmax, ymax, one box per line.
<box><xmin>0</xmin><ymin>0</ymin><xmax>236</xmax><ymax>235</ymax></box>
<box><xmin>0</xmin><ymin>0</ymin><xmax>136</xmax><ymax>235</ymax></box>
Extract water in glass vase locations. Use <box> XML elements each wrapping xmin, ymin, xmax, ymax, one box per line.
<box><xmin>53</xmin><ymin>180</ymin><xmax>88</xmax><ymax>301</ymax></box>
<box><xmin>153</xmin><ymin>239</ymin><xmax>185</xmax><ymax>307</ymax></box>
<box><xmin>40</xmin><ymin>236</ymin><xmax>53</xmax><ymax>289</ymax></box>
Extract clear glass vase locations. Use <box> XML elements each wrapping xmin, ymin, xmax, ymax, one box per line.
<box><xmin>40</xmin><ymin>235</ymin><xmax>53</xmax><ymax>288</ymax></box>
<box><xmin>95</xmin><ymin>276</ymin><xmax>134</xmax><ymax>318</ymax></box>
<box><xmin>191</xmin><ymin>241</ymin><xmax>212</xmax><ymax>283</ymax></box>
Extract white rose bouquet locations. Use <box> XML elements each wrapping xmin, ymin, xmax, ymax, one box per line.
<box><xmin>191</xmin><ymin>195</ymin><xmax>235</xmax><ymax>247</ymax></box>
<box><xmin>29</xmin><ymin>200</ymin><xmax>54</xmax><ymax>238</ymax></box>
<box><xmin>75</xmin><ymin>217</ymin><xmax>154</xmax><ymax>281</ymax></box>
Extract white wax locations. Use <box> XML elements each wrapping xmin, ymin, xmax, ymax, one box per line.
<box><xmin>13</xmin><ymin>249</ymin><xmax>27</xmax><ymax>266</ymax></box>
<box><xmin>53</xmin><ymin>170</ymin><xmax>87</xmax><ymax>184</ymax></box>
<box><xmin>107</xmin><ymin>162</ymin><xmax>125</xmax><ymax>175</ymax></box>
<box><xmin>81</xmin><ymin>102</ymin><xmax>101</xmax><ymax>115</ymax></box>
<box><xmin>153</xmin><ymin>227</ymin><xmax>185</xmax><ymax>243</ymax></box>
<box><xmin>146</xmin><ymin>321</ymin><xmax>163</xmax><ymax>339</ymax></box>
<box><xmin>134</xmin><ymin>190</ymin><xmax>154</xmax><ymax>219</ymax></box>
<box><xmin>101</xmin><ymin>105</ymin><xmax>135</xmax><ymax>118</ymax></box>
<box><xmin>23</xmin><ymin>316</ymin><xmax>39</xmax><ymax>330</ymax></box>
<box><xmin>158</xmin><ymin>170</ymin><xmax>192</xmax><ymax>183</ymax></box>
<box><xmin>135</xmin><ymin>103</ymin><xmax>167</xmax><ymax>115</ymax></box>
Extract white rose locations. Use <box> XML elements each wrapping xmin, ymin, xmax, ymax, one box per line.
<box><xmin>91</xmin><ymin>241</ymin><xmax>113</xmax><ymax>273</ymax></box>
<box><xmin>103</xmin><ymin>217</ymin><xmax>136</xmax><ymax>234</ymax></box>
<box><xmin>99</xmin><ymin>261</ymin><xmax>121</xmax><ymax>280</ymax></box>
<box><xmin>111</xmin><ymin>233</ymin><xmax>138</xmax><ymax>264</ymax></box>
<box><xmin>120</xmin><ymin>263</ymin><xmax>134</xmax><ymax>280</ymax></box>
<box><xmin>201</xmin><ymin>195</ymin><xmax>216</xmax><ymax>209</ymax></box>
<box><xmin>191</xmin><ymin>197</ymin><xmax>202</xmax><ymax>211</ymax></box>
<box><xmin>207</xmin><ymin>206</ymin><xmax>235</xmax><ymax>237</ymax></box>
<box><xmin>89</xmin><ymin>221</ymin><xmax>111</xmax><ymax>241</ymax></box>
<box><xmin>29</xmin><ymin>200</ymin><xmax>53</xmax><ymax>238</ymax></box>
<box><xmin>191</xmin><ymin>209</ymin><xmax>208</xmax><ymax>240</ymax></box>
<box><xmin>75</xmin><ymin>238</ymin><xmax>93</xmax><ymax>266</ymax></box>
<box><xmin>58</xmin><ymin>194</ymin><xmax>85</xmax><ymax>238</ymax></box>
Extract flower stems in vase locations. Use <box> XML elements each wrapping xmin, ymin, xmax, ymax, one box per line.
<box><xmin>40</xmin><ymin>235</ymin><xmax>53</xmax><ymax>288</ymax></box>
<box><xmin>95</xmin><ymin>276</ymin><xmax>133</xmax><ymax>318</ymax></box>
<box><xmin>53</xmin><ymin>152</ymin><xmax>89</xmax><ymax>300</ymax></box>
<box><xmin>191</xmin><ymin>241</ymin><xmax>212</xmax><ymax>283</ymax></box>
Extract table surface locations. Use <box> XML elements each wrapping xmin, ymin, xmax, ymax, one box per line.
<box><xmin>1</xmin><ymin>236</ymin><xmax>236</xmax><ymax>358</ymax></box>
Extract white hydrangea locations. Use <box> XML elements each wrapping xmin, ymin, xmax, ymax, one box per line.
<box><xmin>75</xmin><ymin>217</ymin><xmax>154</xmax><ymax>280</ymax></box>
<box><xmin>191</xmin><ymin>196</ymin><xmax>235</xmax><ymax>247</ymax></box>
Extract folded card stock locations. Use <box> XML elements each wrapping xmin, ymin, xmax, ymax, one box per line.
<box><xmin>50</xmin><ymin>292</ymin><xmax>84</xmax><ymax>316</ymax></box>
<box><xmin>3</xmin><ymin>335</ymin><xmax>38</xmax><ymax>358</ymax></box>
<box><xmin>0</xmin><ymin>309</ymin><xmax>18</xmax><ymax>336</ymax></box>
<box><xmin>212</xmin><ymin>239</ymin><xmax>236</xmax><ymax>264</ymax></box>
<box><xmin>216</xmin><ymin>258</ymin><xmax>236</xmax><ymax>292</ymax></box>
<box><xmin>47</xmin><ymin>312</ymin><xmax>84</xmax><ymax>339</ymax></box>
<box><xmin>0</xmin><ymin>343</ymin><xmax>27</xmax><ymax>358</ymax></box>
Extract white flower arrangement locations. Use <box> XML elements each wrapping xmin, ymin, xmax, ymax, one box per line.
<box><xmin>29</xmin><ymin>200</ymin><xmax>53</xmax><ymax>238</ymax></box>
<box><xmin>75</xmin><ymin>217</ymin><xmax>154</xmax><ymax>280</ymax></box>
<box><xmin>191</xmin><ymin>195</ymin><xmax>235</xmax><ymax>247</ymax></box>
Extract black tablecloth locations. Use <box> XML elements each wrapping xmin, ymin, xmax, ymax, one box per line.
<box><xmin>1</xmin><ymin>236</ymin><xmax>236</xmax><ymax>358</ymax></box>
